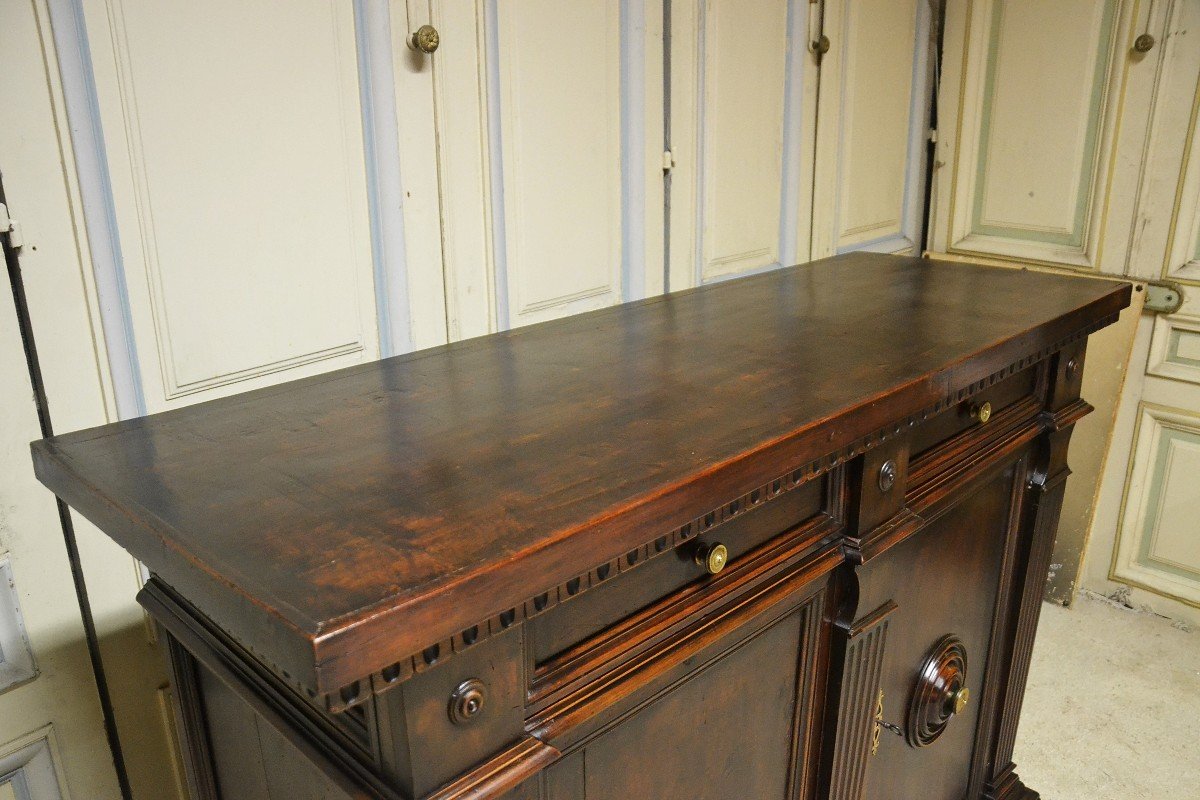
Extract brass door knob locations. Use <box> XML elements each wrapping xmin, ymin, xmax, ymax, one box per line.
<box><xmin>411</xmin><ymin>24</ymin><xmax>440</xmax><ymax>53</ymax></box>
<box><xmin>695</xmin><ymin>542</ymin><xmax>729</xmax><ymax>575</ymax></box>
<box><xmin>970</xmin><ymin>401</ymin><xmax>992</xmax><ymax>424</ymax></box>
<box><xmin>948</xmin><ymin>686</ymin><xmax>970</xmax><ymax>716</ymax></box>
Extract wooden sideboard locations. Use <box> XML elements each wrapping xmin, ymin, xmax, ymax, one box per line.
<box><xmin>32</xmin><ymin>254</ymin><xmax>1129</xmax><ymax>800</ymax></box>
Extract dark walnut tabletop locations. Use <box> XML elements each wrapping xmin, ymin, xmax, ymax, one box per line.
<box><xmin>32</xmin><ymin>253</ymin><xmax>1130</xmax><ymax>694</ymax></box>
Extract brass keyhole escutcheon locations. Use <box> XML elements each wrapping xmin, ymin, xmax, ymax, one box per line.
<box><xmin>695</xmin><ymin>542</ymin><xmax>729</xmax><ymax>575</ymax></box>
<box><xmin>970</xmin><ymin>401</ymin><xmax>992</xmax><ymax>424</ymax></box>
<box><xmin>448</xmin><ymin>678</ymin><xmax>486</xmax><ymax>725</ymax></box>
<box><xmin>411</xmin><ymin>24</ymin><xmax>440</xmax><ymax>54</ymax></box>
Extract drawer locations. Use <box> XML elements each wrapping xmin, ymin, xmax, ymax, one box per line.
<box><xmin>910</xmin><ymin>363</ymin><xmax>1043</xmax><ymax>459</ymax></box>
<box><xmin>527</xmin><ymin>474</ymin><xmax>829</xmax><ymax>672</ymax></box>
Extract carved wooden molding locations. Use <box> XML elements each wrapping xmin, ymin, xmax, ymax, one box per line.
<box><xmin>421</xmin><ymin>737</ymin><xmax>560</xmax><ymax>800</ymax></box>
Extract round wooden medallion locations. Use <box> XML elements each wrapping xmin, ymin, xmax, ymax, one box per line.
<box><xmin>907</xmin><ymin>634</ymin><xmax>969</xmax><ymax>747</ymax></box>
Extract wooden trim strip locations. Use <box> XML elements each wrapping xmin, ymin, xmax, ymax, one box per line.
<box><xmin>421</xmin><ymin>737</ymin><xmax>560</xmax><ymax>800</ymax></box>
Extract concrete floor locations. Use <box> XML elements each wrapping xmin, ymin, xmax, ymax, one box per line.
<box><xmin>1012</xmin><ymin>592</ymin><xmax>1199</xmax><ymax>798</ymax></box>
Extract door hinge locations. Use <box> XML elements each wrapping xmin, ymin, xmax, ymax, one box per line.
<box><xmin>662</xmin><ymin>150</ymin><xmax>675</xmax><ymax>172</ymax></box>
<box><xmin>1142</xmin><ymin>279</ymin><xmax>1184</xmax><ymax>314</ymax></box>
<box><xmin>0</xmin><ymin>203</ymin><xmax>23</xmax><ymax>250</ymax></box>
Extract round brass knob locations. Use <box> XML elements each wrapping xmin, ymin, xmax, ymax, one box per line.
<box><xmin>411</xmin><ymin>24</ymin><xmax>440</xmax><ymax>54</ymax></box>
<box><xmin>970</xmin><ymin>401</ymin><xmax>992</xmax><ymax>424</ymax></box>
<box><xmin>448</xmin><ymin>678</ymin><xmax>486</xmax><ymax>725</ymax></box>
<box><xmin>695</xmin><ymin>542</ymin><xmax>729</xmax><ymax>575</ymax></box>
<box><xmin>949</xmin><ymin>686</ymin><xmax>970</xmax><ymax>716</ymax></box>
<box><xmin>1133</xmin><ymin>33</ymin><xmax>1155</xmax><ymax>53</ymax></box>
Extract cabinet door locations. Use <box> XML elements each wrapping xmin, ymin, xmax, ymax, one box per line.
<box><xmin>852</xmin><ymin>460</ymin><xmax>1027</xmax><ymax>800</ymax></box>
<box><xmin>542</xmin><ymin>593</ymin><xmax>827</xmax><ymax>800</ymax></box>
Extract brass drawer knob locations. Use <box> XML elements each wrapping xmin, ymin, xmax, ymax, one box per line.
<box><xmin>970</xmin><ymin>401</ymin><xmax>992</xmax><ymax>424</ymax></box>
<box><xmin>695</xmin><ymin>542</ymin><xmax>729</xmax><ymax>575</ymax></box>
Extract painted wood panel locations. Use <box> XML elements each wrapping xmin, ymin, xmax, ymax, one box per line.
<box><xmin>1148</xmin><ymin>314</ymin><xmax>1200</xmax><ymax>385</ymax></box>
<box><xmin>940</xmin><ymin>0</ymin><xmax>1127</xmax><ymax>268</ymax></box>
<box><xmin>427</xmin><ymin>0</ymin><xmax>657</xmax><ymax>332</ymax></box>
<box><xmin>82</xmin><ymin>0</ymin><xmax>380</xmax><ymax>410</ymax></box>
<box><xmin>0</xmin><ymin>557</ymin><xmax>36</xmax><ymax>693</ymax></box>
<box><xmin>1164</xmin><ymin>61</ymin><xmax>1200</xmax><ymax>285</ymax></box>
<box><xmin>1112</xmin><ymin>403</ymin><xmax>1200</xmax><ymax>607</ymax></box>
<box><xmin>498</xmin><ymin>1</ymin><xmax>623</xmax><ymax>325</ymax></box>
<box><xmin>812</xmin><ymin>0</ymin><xmax>934</xmax><ymax>256</ymax></box>
<box><xmin>0</xmin><ymin>730</ymin><xmax>68</xmax><ymax>800</ymax></box>
<box><xmin>696</xmin><ymin>0</ymin><xmax>787</xmax><ymax>280</ymax></box>
<box><xmin>669</xmin><ymin>0</ymin><xmax>815</xmax><ymax>288</ymax></box>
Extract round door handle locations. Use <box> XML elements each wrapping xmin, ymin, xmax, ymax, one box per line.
<box><xmin>1133</xmin><ymin>33</ymin><xmax>1155</xmax><ymax>53</ymax></box>
<box><xmin>695</xmin><ymin>542</ymin><xmax>729</xmax><ymax>575</ymax></box>
<box><xmin>411</xmin><ymin>24</ymin><xmax>440</xmax><ymax>54</ymax></box>
<box><xmin>907</xmin><ymin>634</ymin><xmax>969</xmax><ymax>747</ymax></box>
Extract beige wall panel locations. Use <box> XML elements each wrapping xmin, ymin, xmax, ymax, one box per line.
<box><xmin>1111</xmin><ymin>402</ymin><xmax>1200</xmax><ymax>607</ymax></box>
<box><xmin>498</xmin><ymin>0</ymin><xmax>624</xmax><ymax>324</ymax></box>
<box><xmin>698</xmin><ymin>0</ymin><xmax>787</xmax><ymax>280</ymax></box>
<box><xmin>83</xmin><ymin>0</ymin><xmax>379</xmax><ymax>410</ymax></box>
<box><xmin>937</xmin><ymin>0</ymin><xmax>1132</xmax><ymax>268</ymax></box>
<box><xmin>837</xmin><ymin>0</ymin><xmax>917</xmax><ymax>246</ymax></box>
<box><xmin>975</xmin><ymin>0</ymin><xmax>1109</xmax><ymax>237</ymax></box>
<box><xmin>813</xmin><ymin>0</ymin><xmax>923</xmax><ymax>255</ymax></box>
<box><xmin>427</xmin><ymin>0</ymin><xmax>497</xmax><ymax>341</ymax></box>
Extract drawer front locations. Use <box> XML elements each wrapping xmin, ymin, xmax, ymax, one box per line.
<box><xmin>528</xmin><ymin>475</ymin><xmax>828</xmax><ymax>674</ymax></box>
<box><xmin>540</xmin><ymin>583</ymin><xmax>831</xmax><ymax>800</ymax></box>
<box><xmin>910</xmin><ymin>364</ymin><xmax>1043</xmax><ymax>459</ymax></box>
<box><xmin>847</xmin><ymin>457</ymin><xmax>1029</xmax><ymax>800</ymax></box>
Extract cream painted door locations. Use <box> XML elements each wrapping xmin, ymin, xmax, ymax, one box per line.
<box><xmin>810</xmin><ymin>0</ymin><xmax>937</xmax><ymax>257</ymax></box>
<box><xmin>926</xmin><ymin>0</ymin><xmax>1184</xmax><ymax>607</ymax></box>
<box><xmin>668</xmin><ymin>0</ymin><xmax>817</xmax><ymax>288</ymax></box>
<box><xmin>10</xmin><ymin>1</ymin><xmax>397</xmax><ymax>798</ymax></box>
<box><xmin>402</xmin><ymin>0</ymin><xmax>664</xmax><ymax>338</ymax></box>
<box><xmin>1089</xmin><ymin>0</ymin><xmax>1200</xmax><ymax>627</ymax></box>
